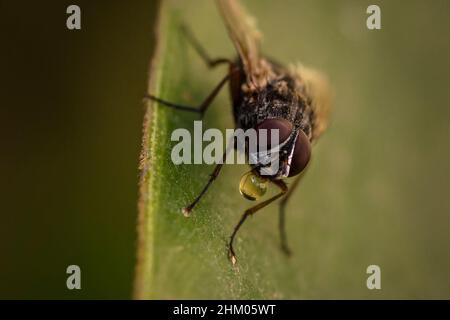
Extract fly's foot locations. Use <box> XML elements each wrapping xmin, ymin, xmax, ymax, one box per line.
<box><xmin>281</xmin><ymin>244</ymin><xmax>292</xmax><ymax>257</ymax></box>
<box><xmin>181</xmin><ymin>207</ymin><xmax>192</xmax><ymax>218</ymax></box>
<box><xmin>227</xmin><ymin>245</ymin><xmax>238</xmax><ymax>266</ymax></box>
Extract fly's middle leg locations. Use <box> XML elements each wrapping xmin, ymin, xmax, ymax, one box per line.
<box><xmin>144</xmin><ymin>72</ymin><xmax>231</xmax><ymax>116</ymax></box>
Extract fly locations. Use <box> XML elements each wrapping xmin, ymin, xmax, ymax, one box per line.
<box><xmin>145</xmin><ymin>0</ymin><xmax>332</xmax><ymax>265</ymax></box>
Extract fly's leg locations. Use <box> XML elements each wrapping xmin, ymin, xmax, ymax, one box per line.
<box><xmin>182</xmin><ymin>140</ymin><xmax>235</xmax><ymax>217</ymax></box>
<box><xmin>228</xmin><ymin>180</ymin><xmax>288</xmax><ymax>265</ymax></box>
<box><xmin>278</xmin><ymin>173</ymin><xmax>305</xmax><ymax>256</ymax></box>
<box><xmin>180</xmin><ymin>24</ymin><xmax>233</xmax><ymax>68</ymax></box>
<box><xmin>144</xmin><ymin>25</ymin><xmax>236</xmax><ymax>116</ymax></box>
<box><xmin>144</xmin><ymin>72</ymin><xmax>231</xmax><ymax>116</ymax></box>
<box><xmin>147</xmin><ymin>26</ymin><xmax>240</xmax><ymax>214</ymax></box>
<box><xmin>182</xmin><ymin>162</ymin><xmax>223</xmax><ymax>217</ymax></box>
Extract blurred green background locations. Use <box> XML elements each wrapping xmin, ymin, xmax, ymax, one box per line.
<box><xmin>2</xmin><ymin>0</ymin><xmax>450</xmax><ymax>299</ymax></box>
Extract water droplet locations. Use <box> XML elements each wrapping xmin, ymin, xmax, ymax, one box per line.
<box><xmin>239</xmin><ymin>171</ymin><xmax>268</xmax><ymax>201</ymax></box>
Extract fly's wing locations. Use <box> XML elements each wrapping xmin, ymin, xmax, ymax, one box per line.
<box><xmin>217</xmin><ymin>0</ymin><xmax>263</xmax><ymax>84</ymax></box>
<box><xmin>290</xmin><ymin>64</ymin><xmax>333</xmax><ymax>141</ymax></box>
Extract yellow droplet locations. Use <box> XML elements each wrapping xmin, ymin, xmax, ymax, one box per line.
<box><xmin>239</xmin><ymin>171</ymin><xmax>268</xmax><ymax>201</ymax></box>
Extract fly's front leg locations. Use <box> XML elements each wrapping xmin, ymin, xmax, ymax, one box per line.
<box><xmin>182</xmin><ymin>162</ymin><xmax>224</xmax><ymax>217</ymax></box>
<box><xmin>228</xmin><ymin>180</ymin><xmax>288</xmax><ymax>265</ymax></box>
<box><xmin>182</xmin><ymin>140</ymin><xmax>235</xmax><ymax>217</ymax></box>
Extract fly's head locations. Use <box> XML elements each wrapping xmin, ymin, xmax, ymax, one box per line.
<box><xmin>254</xmin><ymin>78</ymin><xmax>312</xmax><ymax>178</ymax></box>
<box><xmin>255</xmin><ymin>118</ymin><xmax>311</xmax><ymax>178</ymax></box>
<box><xmin>240</xmin><ymin>118</ymin><xmax>311</xmax><ymax>201</ymax></box>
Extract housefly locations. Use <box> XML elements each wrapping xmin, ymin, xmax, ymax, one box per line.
<box><xmin>146</xmin><ymin>0</ymin><xmax>332</xmax><ymax>265</ymax></box>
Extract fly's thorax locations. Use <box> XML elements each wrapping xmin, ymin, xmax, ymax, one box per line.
<box><xmin>235</xmin><ymin>76</ymin><xmax>313</xmax><ymax>136</ymax></box>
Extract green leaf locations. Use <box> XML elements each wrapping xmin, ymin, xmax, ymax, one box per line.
<box><xmin>134</xmin><ymin>0</ymin><xmax>438</xmax><ymax>299</ymax></box>
<box><xmin>134</xmin><ymin>0</ymin><xmax>309</xmax><ymax>299</ymax></box>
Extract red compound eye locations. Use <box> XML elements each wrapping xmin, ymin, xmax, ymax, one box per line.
<box><xmin>288</xmin><ymin>130</ymin><xmax>311</xmax><ymax>177</ymax></box>
<box><xmin>256</xmin><ymin>118</ymin><xmax>293</xmax><ymax>150</ymax></box>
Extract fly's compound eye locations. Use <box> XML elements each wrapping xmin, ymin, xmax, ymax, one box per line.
<box><xmin>256</xmin><ymin>118</ymin><xmax>293</xmax><ymax>151</ymax></box>
<box><xmin>288</xmin><ymin>130</ymin><xmax>311</xmax><ymax>177</ymax></box>
<box><xmin>239</xmin><ymin>171</ymin><xmax>268</xmax><ymax>201</ymax></box>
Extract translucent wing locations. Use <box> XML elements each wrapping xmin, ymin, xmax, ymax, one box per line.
<box><xmin>217</xmin><ymin>0</ymin><xmax>263</xmax><ymax>83</ymax></box>
<box><xmin>290</xmin><ymin>64</ymin><xmax>333</xmax><ymax>141</ymax></box>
